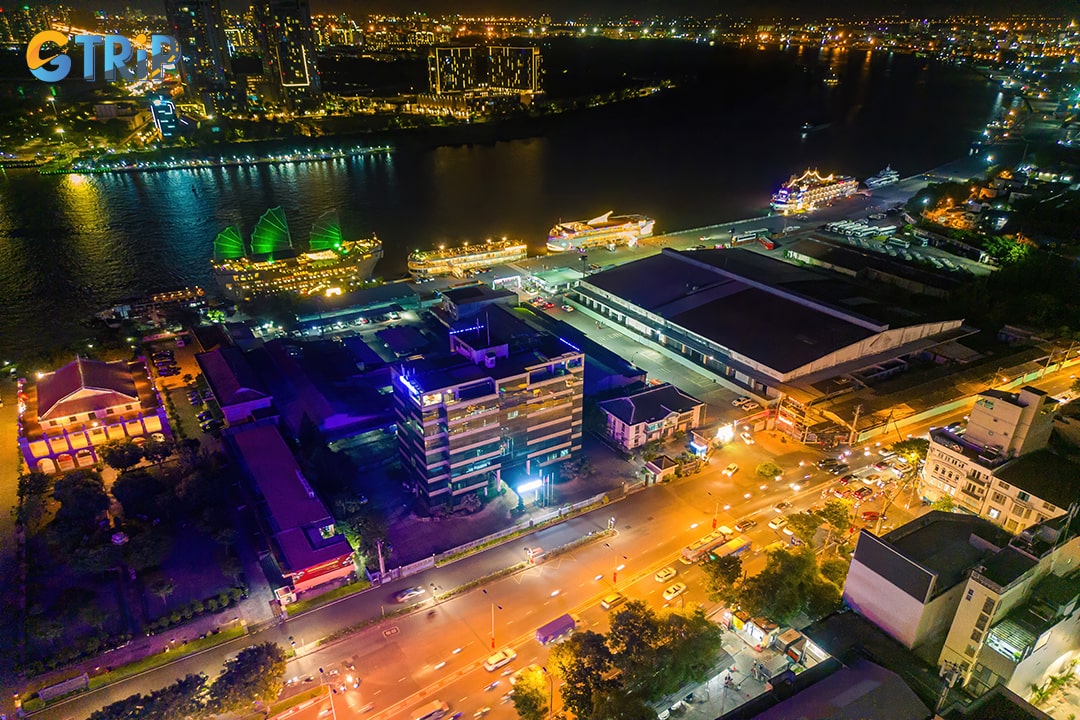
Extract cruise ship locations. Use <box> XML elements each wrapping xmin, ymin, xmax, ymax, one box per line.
<box><xmin>211</xmin><ymin>208</ymin><xmax>382</xmax><ymax>300</ymax></box>
<box><xmin>864</xmin><ymin>165</ymin><xmax>900</xmax><ymax>189</ymax></box>
<box><xmin>770</xmin><ymin>169</ymin><xmax>859</xmax><ymax>213</ymax></box>
<box><xmin>407</xmin><ymin>238</ymin><xmax>528</xmax><ymax>279</ymax></box>
<box><xmin>547</xmin><ymin>211</ymin><xmax>655</xmax><ymax>252</ymax></box>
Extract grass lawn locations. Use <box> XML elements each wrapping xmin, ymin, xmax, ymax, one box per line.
<box><xmin>86</xmin><ymin>623</ymin><xmax>246</xmax><ymax>691</ymax></box>
<box><xmin>287</xmin><ymin>578</ymin><xmax>371</xmax><ymax>618</ymax></box>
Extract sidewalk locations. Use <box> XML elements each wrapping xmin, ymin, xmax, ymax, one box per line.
<box><xmin>384</xmin><ymin>435</ymin><xmax>631</xmax><ymax>565</ymax></box>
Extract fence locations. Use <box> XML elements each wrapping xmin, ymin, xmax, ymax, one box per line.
<box><xmin>38</xmin><ymin>673</ymin><xmax>88</xmax><ymax>702</ymax></box>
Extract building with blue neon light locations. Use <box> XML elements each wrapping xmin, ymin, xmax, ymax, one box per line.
<box><xmin>393</xmin><ymin>305</ymin><xmax>584</xmax><ymax>504</ymax></box>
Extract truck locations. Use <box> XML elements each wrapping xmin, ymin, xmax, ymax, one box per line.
<box><xmin>536</xmin><ymin>613</ymin><xmax>579</xmax><ymax>644</ymax></box>
<box><xmin>412</xmin><ymin>701</ymin><xmax>449</xmax><ymax>720</ymax></box>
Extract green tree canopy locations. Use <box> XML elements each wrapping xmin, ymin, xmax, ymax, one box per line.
<box><xmin>551</xmin><ymin>630</ymin><xmax>613</xmax><ymax>719</ymax></box>
<box><xmin>785</xmin><ymin>511</ymin><xmax>825</xmax><ymax>545</ymax></box>
<box><xmin>52</xmin><ymin>470</ymin><xmax>110</xmax><ymax>533</ymax></box>
<box><xmin>607</xmin><ymin>600</ymin><xmax>661</xmax><ymax>679</ymax></box>
<box><xmin>701</xmin><ymin>553</ymin><xmax>743</xmax><ymax>602</ymax></box>
<box><xmin>100</xmin><ymin>441</ymin><xmax>144</xmax><ymax>473</ymax></box>
<box><xmin>735</xmin><ymin>547</ymin><xmax>841</xmax><ymax>624</ymax></box>
<box><xmin>888</xmin><ymin>438</ymin><xmax>930</xmax><ymax>465</ymax></box>
<box><xmin>112</xmin><ymin>469</ymin><xmax>171</xmax><ymax>520</ymax></box>
<box><xmin>756</xmin><ymin>462</ymin><xmax>783</xmax><ymax>478</ymax></box>
<box><xmin>511</xmin><ymin>668</ymin><xmax>550</xmax><ymax>720</ymax></box>
<box><xmin>88</xmin><ymin>673</ymin><xmax>207</xmax><ymax>720</ymax></box>
<box><xmin>207</xmin><ymin>642</ymin><xmax>287</xmax><ymax>713</ymax></box>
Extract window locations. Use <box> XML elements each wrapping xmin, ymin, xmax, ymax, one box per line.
<box><xmin>988</xmin><ymin>508</ymin><xmax>1001</xmax><ymax>519</ymax></box>
<box><xmin>991</xmin><ymin>492</ymin><xmax>1007</xmax><ymax>504</ymax></box>
<box><xmin>975</xmin><ymin>613</ymin><xmax>989</xmax><ymax>631</ymax></box>
<box><xmin>982</xmin><ymin>598</ymin><xmax>996</xmax><ymax>615</ymax></box>
<box><xmin>998</xmin><ymin>481</ymin><xmax>1011</xmax><ymax>490</ymax></box>
<box><xmin>965</xmin><ymin>644</ymin><xmax>977</xmax><ymax>657</ymax></box>
<box><xmin>1017</xmin><ymin>491</ymin><xmax>1030</xmax><ymax>502</ymax></box>
<box><xmin>1042</xmin><ymin>501</ymin><xmax>1055</xmax><ymax>510</ymax></box>
<box><xmin>970</xmin><ymin>629</ymin><xmax>982</xmax><ymax>643</ymax></box>
<box><xmin>106</xmin><ymin>408</ymin><xmax>116</xmax><ymax>415</ymax></box>
<box><xmin>68</xmin><ymin>416</ymin><xmax>77</xmax><ymax>423</ymax></box>
<box><xmin>965</xmin><ymin>588</ymin><xmax>974</xmax><ymax>602</ymax></box>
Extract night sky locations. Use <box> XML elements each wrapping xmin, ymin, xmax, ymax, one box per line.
<box><xmin>94</xmin><ymin>0</ymin><xmax>1076</xmax><ymax>19</ymax></box>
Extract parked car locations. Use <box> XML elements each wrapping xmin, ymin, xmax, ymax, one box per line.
<box><xmin>768</xmin><ymin>516</ymin><xmax>788</xmax><ymax>530</ymax></box>
<box><xmin>837</xmin><ymin>474</ymin><xmax>855</xmax><ymax>485</ymax></box>
<box><xmin>196</xmin><ymin>411</ymin><xmax>213</xmax><ymax>422</ymax></box>
<box><xmin>742</xmin><ymin>402</ymin><xmax>761</xmax><ymax>412</ymax></box>
<box><xmin>731</xmin><ymin>396</ymin><xmax>751</xmax><ymax>407</ymax></box>
<box><xmin>853</xmin><ymin>487</ymin><xmax>874</xmax><ymax>500</ymax></box>
<box><xmin>740</xmin><ymin>432</ymin><xmax>755</xmax><ymax>445</ymax></box>
<box><xmin>722</xmin><ymin>463</ymin><xmax>739</xmax><ymax>477</ymax></box>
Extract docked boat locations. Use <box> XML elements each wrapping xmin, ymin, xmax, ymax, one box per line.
<box><xmin>547</xmin><ymin>211</ymin><xmax>655</xmax><ymax>252</ymax></box>
<box><xmin>407</xmin><ymin>238</ymin><xmax>528</xmax><ymax>279</ymax></box>
<box><xmin>864</xmin><ymin>165</ymin><xmax>900</xmax><ymax>189</ymax></box>
<box><xmin>770</xmin><ymin>169</ymin><xmax>859</xmax><ymax>213</ymax></box>
<box><xmin>211</xmin><ymin>208</ymin><xmax>382</xmax><ymax>301</ymax></box>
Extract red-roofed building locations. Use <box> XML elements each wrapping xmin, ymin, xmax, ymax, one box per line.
<box><xmin>196</xmin><ymin>346</ymin><xmax>274</xmax><ymax>425</ymax></box>
<box><xmin>229</xmin><ymin>424</ymin><xmax>354</xmax><ymax>597</ymax></box>
<box><xmin>19</xmin><ymin>357</ymin><xmax>169</xmax><ymax>473</ymax></box>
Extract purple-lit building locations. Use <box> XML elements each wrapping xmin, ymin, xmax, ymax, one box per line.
<box><xmin>18</xmin><ymin>357</ymin><xmax>170</xmax><ymax>473</ymax></box>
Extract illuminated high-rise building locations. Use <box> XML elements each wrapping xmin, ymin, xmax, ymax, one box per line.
<box><xmin>150</xmin><ymin>94</ymin><xmax>180</xmax><ymax>139</ymax></box>
<box><xmin>428</xmin><ymin>47</ymin><xmax>477</xmax><ymax>94</ymax></box>
<box><xmin>428</xmin><ymin>45</ymin><xmax>542</xmax><ymax>95</ymax></box>
<box><xmin>255</xmin><ymin>0</ymin><xmax>322</xmax><ymax>113</ymax></box>
<box><xmin>0</xmin><ymin>5</ymin><xmax>50</xmax><ymax>47</ymax></box>
<box><xmin>485</xmin><ymin>46</ymin><xmax>542</xmax><ymax>93</ymax></box>
<box><xmin>164</xmin><ymin>0</ymin><xmax>238</xmax><ymax>113</ymax></box>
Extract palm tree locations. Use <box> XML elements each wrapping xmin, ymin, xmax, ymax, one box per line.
<box><xmin>150</xmin><ymin>577</ymin><xmax>176</xmax><ymax>609</ymax></box>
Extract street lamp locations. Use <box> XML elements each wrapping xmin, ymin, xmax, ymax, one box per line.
<box><xmin>481</xmin><ymin>589</ymin><xmax>503</xmax><ymax>649</ymax></box>
<box><xmin>603</xmin><ymin>542</ymin><xmax>628</xmax><ymax>584</ymax></box>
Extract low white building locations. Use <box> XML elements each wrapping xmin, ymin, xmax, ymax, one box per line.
<box><xmin>599</xmin><ymin>383</ymin><xmax>704</xmax><ymax>452</ymax></box>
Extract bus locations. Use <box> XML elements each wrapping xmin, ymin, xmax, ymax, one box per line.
<box><xmin>732</xmin><ymin>228</ymin><xmax>771</xmax><ymax>244</ymax></box>
<box><xmin>680</xmin><ymin>529</ymin><xmax>728</xmax><ymax>564</ymax></box>
<box><xmin>709</xmin><ymin>536</ymin><xmax>751</xmax><ymax>560</ymax></box>
<box><xmin>412</xmin><ymin>701</ymin><xmax>450</xmax><ymax>720</ymax></box>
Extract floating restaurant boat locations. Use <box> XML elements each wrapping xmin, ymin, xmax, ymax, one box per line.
<box><xmin>770</xmin><ymin>169</ymin><xmax>859</xmax><ymax>213</ymax></box>
<box><xmin>547</xmin><ymin>211</ymin><xmax>655</xmax><ymax>252</ymax></box>
<box><xmin>407</xmin><ymin>238</ymin><xmax>528</xmax><ymax>279</ymax></box>
<box><xmin>211</xmin><ymin>208</ymin><xmax>382</xmax><ymax>300</ymax></box>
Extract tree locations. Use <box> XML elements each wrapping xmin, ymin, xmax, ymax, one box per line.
<box><xmin>142</xmin><ymin>438</ymin><xmax>173</xmax><ymax>467</ymax></box>
<box><xmin>701</xmin><ymin>554</ymin><xmax>743</xmax><ymax>602</ymax></box>
<box><xmin>100</xmin><ymin>441</ymin><xmax>144</xmax><ymax>473</ymax></box>
<box><xmin>212</xmin><ymin>527</ymin><xmax>239</xmax><ymax>556</ymax></box>
<box><xmin>112</xmin><ymin>469</ymin><xmax>171</xmax><ymax>520</ymax></box>
<box><xmin>88</xmin><ymin>673</ymin><xmax>207</xmax><ymax>720</ymax></box>
<box><xmin>511</xmin><ymin>668</ymin><xmax>550</xmax><ymax>720</ymax></box>
<box><xmin>150</xmin><ymin>576</ymin><xmax>176</xmax><ymax>609</ymax></box>
<box><xmin>207</xmin><ymin>642</ymin><xmax>287</xmax><ymax>713</ymax></box>
<box><xmin>785</xmin><ymin>511</ymin><xmax>824</xmax><ymax>545</ymax></box>
<box><xmin>606</xmin><ymin>601</ymin><xmax>660</xmax><ymax>682</ymax></box>
<box><xmin>124</xmin><ymin>528</ymin><xmax>173</xmax><ymax>573</ymax></box>
<box><xmin>818</xmin><ymin>499</ymin><xmax>854</xmax><ymax>548</ymax></box>
<box><xmin>1071</xmin><ymin>377</ymin><xmax>1080</xmax><ymax>394</ymax></box>
<box><xmin>70</xmin><ymin>541</ymin><xmax>121</xmax><ymax>575</ymax></box>
<box><xmin>889</xmin><ymin>438</ymin><xmax>930</xmax><ymax>465</ymax></box>
<box><xmin>734</xmin><ymin>546</ymin><xmax>839</xmax><ymax>624</ymax></box>
<box><xmin>932</xmin><ymin>496</ymin><xmax>956</xmax><ymax>512</ymax></box>
<box><xmin>657</xmin><ymin>607</ymin><xmax>725</xmax><ymax>694</ymax></box>
<box><xmin>819</xmin><ymin>556</ymin><xmax>851</xmax><ymax>588</ymax></box>
<box><xmin>589</xmin><ymin>689</ymin><xmax>655</xmax><ymax>720</ymax></box>
<box><xmin>52</xmin><ymin>470</ymin><xmax>110</xmax><ymax>534</ymax></box>
<box><xmin>756</xmin><ymin>462</ymin><xmax>783</xmax><ymax>479</ymax></box>
<box><xmin>551</xmin><ymin>631</ymin><xmax>613</xmax><ymax>720</ymax></box>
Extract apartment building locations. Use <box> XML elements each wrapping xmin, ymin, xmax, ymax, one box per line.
<box><xmin>394</xmin><ymin>306</ymin><xmax>583</xmax><ymax>503</ymax></box>
<box><xmin>922</xmin><ymin>387</ymin><xmax>1079</xmax><ymax>531</ymax></box>
<box><xmin>939</xmin><ymin>512</ymin><xmax>1080</xmax><ymax>698</ymax></box>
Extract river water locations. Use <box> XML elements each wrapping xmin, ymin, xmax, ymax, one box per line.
<box><xmin>0</xmin><ymin>46</ymin><xmax>1003</xmax><ymax>360</ymax></box>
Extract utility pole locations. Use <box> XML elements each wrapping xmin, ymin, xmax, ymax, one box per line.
<box><xmin>376</xmin><ymin>539</ymin><xmax>386</xmax><ymax>581</ymax></box>
<box><xmin>935</xmin><ymin>662</ymin><xmax>961</xmax><ymax>714</ymax></box>
<box><xmin>848</xmin><ymin>405</ymin><xmax>862</xmax><ymax>446</ymax></box>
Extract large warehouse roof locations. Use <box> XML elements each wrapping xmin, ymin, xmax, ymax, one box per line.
<box><xmin>582</xmin><ymin>248</ymin><xmax>963</xmax><ymax>380</ymax></box>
